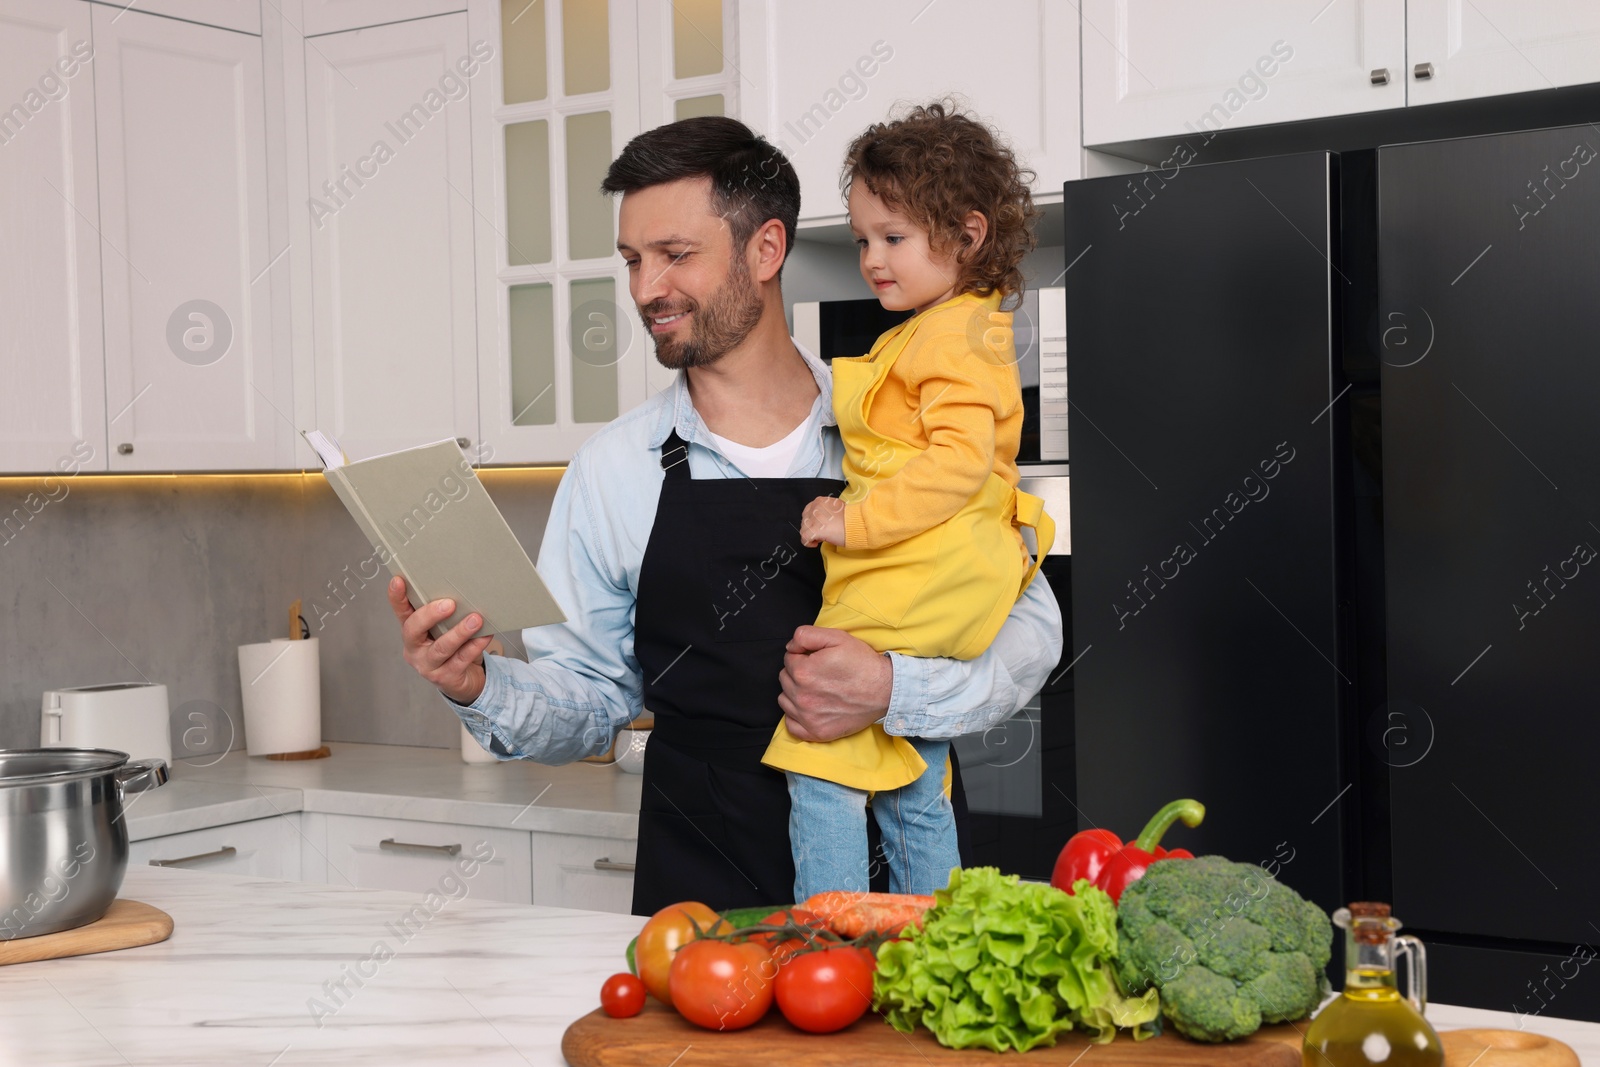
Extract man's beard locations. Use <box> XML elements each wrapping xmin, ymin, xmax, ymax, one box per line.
<box><xmin>641</xmin><ymin>255</ymin><xmax>765</xmax><ymax>371</ymax></box>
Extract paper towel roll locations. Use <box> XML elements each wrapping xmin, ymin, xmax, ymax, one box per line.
<box><xmin>238</xmin><ymin>638</ymin><xmax>322</xmax><ymax>756</ymax></box>
<box><xmin>461</xmin><ymin>722</ymin><xmax>499</xmax><ymax>764</ymax></box>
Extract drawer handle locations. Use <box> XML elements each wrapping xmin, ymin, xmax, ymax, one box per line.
<box><xmin>379</xmin><ymin>838</ymin><xmax>462</xmax><ymax>856</ymax></box>
<box><xmin>150</xmin><ymin>845</ymin><xmax>236</xmax><ymax>867</ymax></box>
<box><xmin>593</xmin><ymin>857</ymin><xmax>636</xmax><ymax>872</ymax></box>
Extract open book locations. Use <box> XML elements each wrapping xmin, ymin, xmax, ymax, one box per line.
<box><xmin>303</xmin><ymin>430</ymin><xmax>565</xmax><ymax>638</ymax></box>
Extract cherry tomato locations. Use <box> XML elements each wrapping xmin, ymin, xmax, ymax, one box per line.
<box><xmin>635</xmin><ymin>902</ymin><xmax>730</xmax><ymax>1006</ymax></box>
<box><xmin>749</xmin><ymin>908</ymin><xmax>829</xmax><ymax>967</ymax></box>
<box><xmin>668</xmin><ymin>939</ymin><xmax>775</xmax><ymax>1031</ymax></box>
<box><xmin>599</xmin><ymin>972</ymin><xmax>646</xmax><ymax>1018</ymax></box>
<box><xmin>773</xmin><ymin>945</ymin><xmax>876</xmax><ymax>1033</ymax></box>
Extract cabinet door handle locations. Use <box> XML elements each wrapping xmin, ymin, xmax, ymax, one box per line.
<box><xmin>379</xmin><ymin>838</ymin><xmax>462</xmax><ymax>856</ymax></box>
<box><xmin>593</xmin><ymin>857</ymin><xmax>636</xmax><ymax>872</ymax></box>
<box><xmin>1413</xmin><ymin>62</ymin><xmax>1434</xmax><ymax>79</ymax></box>
<box><xmin>1370</xmin><ymin>68</ymin><xmax>1390</xmax><ymax>85</ymax></box>
<box><xmin>117</xmin><ymin>443</ymin><xmax>134</xmax><ymax>455</ymax></box>
<box><xmin>150</xmin><ymin>845</ymin><xmax>236</xmax><ymax>867</ymax></box>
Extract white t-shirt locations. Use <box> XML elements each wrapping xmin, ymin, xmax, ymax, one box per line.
<box><xmin>705</xmin><ymin>418</ymin><xmax>811</xmax><ymax>478</ymax></box>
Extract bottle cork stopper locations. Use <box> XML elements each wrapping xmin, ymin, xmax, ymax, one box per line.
<box><xmin>1347</xmin><ymin>901</ymin><xmax>1393</xmax><ymax>943</ymax></box>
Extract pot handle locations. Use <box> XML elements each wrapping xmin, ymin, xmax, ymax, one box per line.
<box><xmin>115</xmin><ymin>759</ymin><xmax>170</xmax><ymax>795</ymax></box>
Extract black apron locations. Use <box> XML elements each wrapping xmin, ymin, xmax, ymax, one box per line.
<box><xmin>630</xmin><ymin>430</ymin><xmax>971</xmax><ymax>915</ymax></box>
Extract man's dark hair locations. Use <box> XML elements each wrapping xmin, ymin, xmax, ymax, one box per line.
<box><xmin>601</xmin><ymin>116</ymin><xmax>800</xmax><ymax>276</ymax></box>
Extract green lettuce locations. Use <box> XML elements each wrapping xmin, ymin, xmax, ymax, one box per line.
<box><xmin>873</xmin><ymin>868</ymin><xmax>1160</xmax><ymax>1052</ymax></box>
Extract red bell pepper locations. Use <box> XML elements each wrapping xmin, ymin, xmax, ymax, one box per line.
<box><xmin>1051</xmin><ymin>798</ymin><xmax>1205</xmax><ymax>902</ymax></box>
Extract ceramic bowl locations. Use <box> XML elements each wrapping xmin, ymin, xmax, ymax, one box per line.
<box><xmin>614</xmin><ymin>730</ymin><xmax>649</xmax><ymax>774</ymax></box>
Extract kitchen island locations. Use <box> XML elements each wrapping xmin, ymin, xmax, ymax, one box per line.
<box><xmin>0</xmin><ymin>866</ymin><xmax>641</xmax><ymax>1066</ymax></box>
<box><xmin>3</xmin><ymin>867</ymin><xmax>1597</xmax><ymax>1066</ymax></box>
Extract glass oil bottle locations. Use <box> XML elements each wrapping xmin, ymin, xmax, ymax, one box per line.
<box><xmin>1303</xmin><ymin>902</ymin><xmax>1444</xmax><ymax>1067</ymax></box>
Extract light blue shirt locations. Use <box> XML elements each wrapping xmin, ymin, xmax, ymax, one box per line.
<box><xmin>451</xmin><ymin>340</ymin><xmax>1064</xmax><ymax>765</ymax></box>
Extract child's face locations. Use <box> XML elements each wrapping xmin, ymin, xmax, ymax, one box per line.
<box><xmin>847</xmin><ymin>177</ymin><xmax>960</xmax><ymax>315</ymax></box>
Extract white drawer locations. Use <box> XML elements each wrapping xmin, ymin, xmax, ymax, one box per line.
<box><xmin>529</xmin><ymin>833</ymin><xmax>637</xmax><ymax>914</ymax></box>
<box><xmin>314</xmin><ymin>814</ymin><xmax>532</xmax><ymax>904</ymax></box>
<box><xmin>129</xmin><ymin>815</ymin><xmax>302</xmax><ymax>880</ymax></box>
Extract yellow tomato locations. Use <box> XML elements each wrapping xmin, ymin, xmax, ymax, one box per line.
<box><xmin>635</xmin><ymin>901</ymin><xmax>730</xmax><ymax>1006</ymax></box>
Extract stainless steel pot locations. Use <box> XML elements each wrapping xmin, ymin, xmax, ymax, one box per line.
<box><xmin>0</xmin><ymin>748</ymin><xmax>168</xmax><ymax>940</ymax></box>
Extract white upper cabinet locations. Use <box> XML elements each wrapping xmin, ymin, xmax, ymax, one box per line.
<box><xmin>107</xmin><ymin>0</ymin><xmax>263</xmax><ymax>35</ymax></box>
<box><xmin>301</xmin><ymin>0</ymin><xmax>465</xmax><ymax>37</ymax></box>
<box><xmin>741</xmin><ymin>0</ymin><xmax>1081</xmax><ymax>221</ymax></box>
<box><xmin>92</xmin><ymin>5</ymin><xmax>288</xmax><ymax>470</ymax></box>
<box><xmin>1082</xmin><ymin>0</ymin><xmax>1406</xmax><ymax>146</ymax></box>
<box><xmin>303</xmin><ymin>13</ymin><xmax>480</xmax><ymax>460</ymax></box>
<box><xmin>1405</xmin><ymin>0</ymin><xmax>1600</xmax><ymax>106</ymax></box>
<box><xmin>0</xmin><ymin>0</ymin><xmax>107</xmax><ymax>473</ymax></box>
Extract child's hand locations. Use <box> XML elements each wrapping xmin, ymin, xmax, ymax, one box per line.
<box><xmin>800</xmin><ymin>496</ymin><xmax>847</xmax><ymax>548</ymax></box>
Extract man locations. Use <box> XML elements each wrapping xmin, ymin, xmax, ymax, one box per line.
<box><xmin>389</xmin><ymin>116</ymin><xmax>1062</xmax><ymax>915</ymax></box>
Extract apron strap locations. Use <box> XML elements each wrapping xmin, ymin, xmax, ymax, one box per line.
<box><xmin>660</xmin><ymin>429</ymin><xmax>691</xmax><ymax>481</ymax></box>
<box><xmin>1012</xmin><ymin>489</ymin><xmax>1056</xmax><ymax>596</ymax></box>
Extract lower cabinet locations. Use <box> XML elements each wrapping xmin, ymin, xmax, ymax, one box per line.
<box><xmin>134</xmin><ymin>810</ymin><xmax>639</xmax><ymax>913</ymax></box>
<box><xmin>303</xmin><ymin>813</ymin><xmax>532</xmax><ymax>905</ymax></box>
<box><xmin>129</xmin><ymin>815</ymin><xmax>303</xmax><ymax>880</ymax></box>
<box><xmin>529</xmin><ymin>833</ymin><xmax>638</xmax><ymax>915</ymax></box>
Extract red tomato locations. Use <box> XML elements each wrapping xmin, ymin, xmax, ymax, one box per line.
<box><xmin>599</xmin><ymin>973</ymin><xmax>646</xmax><ymax>1018</ymax></box>
<box><xmin>668</xmin><ymin>939</ymin><xmax>775</xmax><ymax>1031</ymax></box>
<box><xmin>774</xmin><ymin>946</ymin><xmax>876</xmax><ymax>1034</ymax></box>
<box><xmin>635</xmin><ymin>902</ymin><xmax>730</xmax><ymax>1006</ymax></box>
<box><xmin>749</xmin><ymin>908</ymin><xmax>828</xmax><ymax>967</ymax></box>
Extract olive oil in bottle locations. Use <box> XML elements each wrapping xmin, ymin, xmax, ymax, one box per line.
<box><xmin>1303</xmin><ymin>903</ymin><xmax>1443</xmax><ymax>1067</ymax></box>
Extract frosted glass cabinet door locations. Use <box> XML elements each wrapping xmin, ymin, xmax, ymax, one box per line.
<box><xmin>92</xmin><ymin>6</ymin><xmax>285</xmax><ymax>471</ymax></box>
<box><xmin>474</xmin><ymin>0</ymin><xmax>645</xmax><ymax>464</ymax></box>
<box><xmin>0</xmin><ymin>0</ymin><xmax>107</xmax><ymax>473</ymax></box>
<box><xmin>305</xmin><ymin>14</ymin><xmax>480</xmax><ymax>460</ymax></box>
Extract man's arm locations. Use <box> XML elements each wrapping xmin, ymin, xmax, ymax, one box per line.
<box><xmin>883</xmin><ymin>572</ymin><xmax>1062</xmax><ymax>739</ymax></box>
<box><xmin>779</xmin><ymin>571</ymin><xmax>1063</xmax><ymax>741</ymax></box>
<box><xmin>392</xmin><ymin>450</ymin><xmax>643</xmax><ymax>764</ymax></box>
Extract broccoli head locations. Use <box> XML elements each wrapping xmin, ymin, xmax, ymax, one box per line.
<box><xmin>1115</xmin><ymin>855</ymin><xmax>1332</xmax><ymax>1042</ymax></box>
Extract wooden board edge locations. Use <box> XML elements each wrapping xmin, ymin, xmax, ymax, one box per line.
<box><xmin>0</xmin><ymin>900</ymin><xmax>173</xmax><ymax>967</ymax></box>
<box><xmin>561</xmin><ymin>1005</ymin><xmax>1309</xmax><ymax>1066</ymax></box>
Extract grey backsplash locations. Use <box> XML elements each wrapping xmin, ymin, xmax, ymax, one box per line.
<box><xmin>0</xmin><ymin>468</ymin><xmax>561</xmax><ymax>756</ymax></box>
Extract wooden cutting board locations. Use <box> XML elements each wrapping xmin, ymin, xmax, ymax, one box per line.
<box><xmin>0</xmin><ymin>900</ymin><xmax>173</xmax><ymax>966</ymax></box>
<box><xmin>562</xmin><ymin>1000</ymin><xmax>1306</xmax><ymax>1066</ymax></box>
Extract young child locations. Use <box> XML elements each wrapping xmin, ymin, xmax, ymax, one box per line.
<box><xmin>763</xmin><ymin>102</ymin><xmax>1056</xmax><ymax>902</ymax></box>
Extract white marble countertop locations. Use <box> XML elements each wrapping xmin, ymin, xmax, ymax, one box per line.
<box><xmin>0</xmin><ymin>866</ymin><xmax>644</xmax><ymax>1066</ymax></box>
<box><xmin>125</xmin><ymin>742</ymin><xmax>643</xmax><ymax>842</ymax></box>
<box><xmin>1</xmin><ymin>867</ymin><xmax>1595</xmax><ymax>1066</ymax></box>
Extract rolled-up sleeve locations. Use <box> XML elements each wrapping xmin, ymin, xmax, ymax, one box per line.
<box><xmin>880</xmin><ymin>570</ymin><xmax>1062</xmax><ymax>739</ymax></box>
<box><xmin>449</xmin><ymin>449</ymin><xmax>642</xmax><ymax>764</ymax></box>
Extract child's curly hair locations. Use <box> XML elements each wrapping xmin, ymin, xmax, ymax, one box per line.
<box><xmin>842</xmin><ymin>100</ymin><xmax>1041</xmax><ymax>304</ymax></box>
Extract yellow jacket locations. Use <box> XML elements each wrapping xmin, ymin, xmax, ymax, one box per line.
<box><xmin>762</xmin><ymin>291</ymin><xmax>1054</xmax><ymax>792</ymax></box>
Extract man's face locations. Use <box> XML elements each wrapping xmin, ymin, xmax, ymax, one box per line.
<box><xmin>617</xmin><ymin>177</ymin><xmax>765</xmax><ymax>370</ymax></box>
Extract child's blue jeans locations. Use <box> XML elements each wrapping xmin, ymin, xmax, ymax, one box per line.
<box><xmin>786</xmin><ymin>735</ymin><xmax>961</xmax><ymax>903</ymax></box>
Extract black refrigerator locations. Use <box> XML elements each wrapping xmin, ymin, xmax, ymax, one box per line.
<box><xmin>1064</xmin><ymin>151</ymin><xmax>1355</xmax><ymax>921</ymax></box>
<box><xmin>1064</xmin><ymin>129</ymin><xmax>1600</xmax><ymax>1020</ymax></box>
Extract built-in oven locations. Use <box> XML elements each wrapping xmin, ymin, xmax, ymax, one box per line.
<box><xmin>796</xmin><ymin>290</ymin><xmax>1075</xmax><ymax>885</ymax></box>
<box><xmin>858</xmin><ymin>473</ymin><xmax>1073</xmax><ymax>890</ymax></box>
<box><xmin>952</xmin><ymin>473</ymin><xmax>1073</xmax><ymax>882</ymax></box>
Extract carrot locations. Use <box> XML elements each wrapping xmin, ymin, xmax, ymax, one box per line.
<box><xmin>802</xmin><ymin>891</ymin><xmax>936</xmax><ymax>938</ymax></box>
